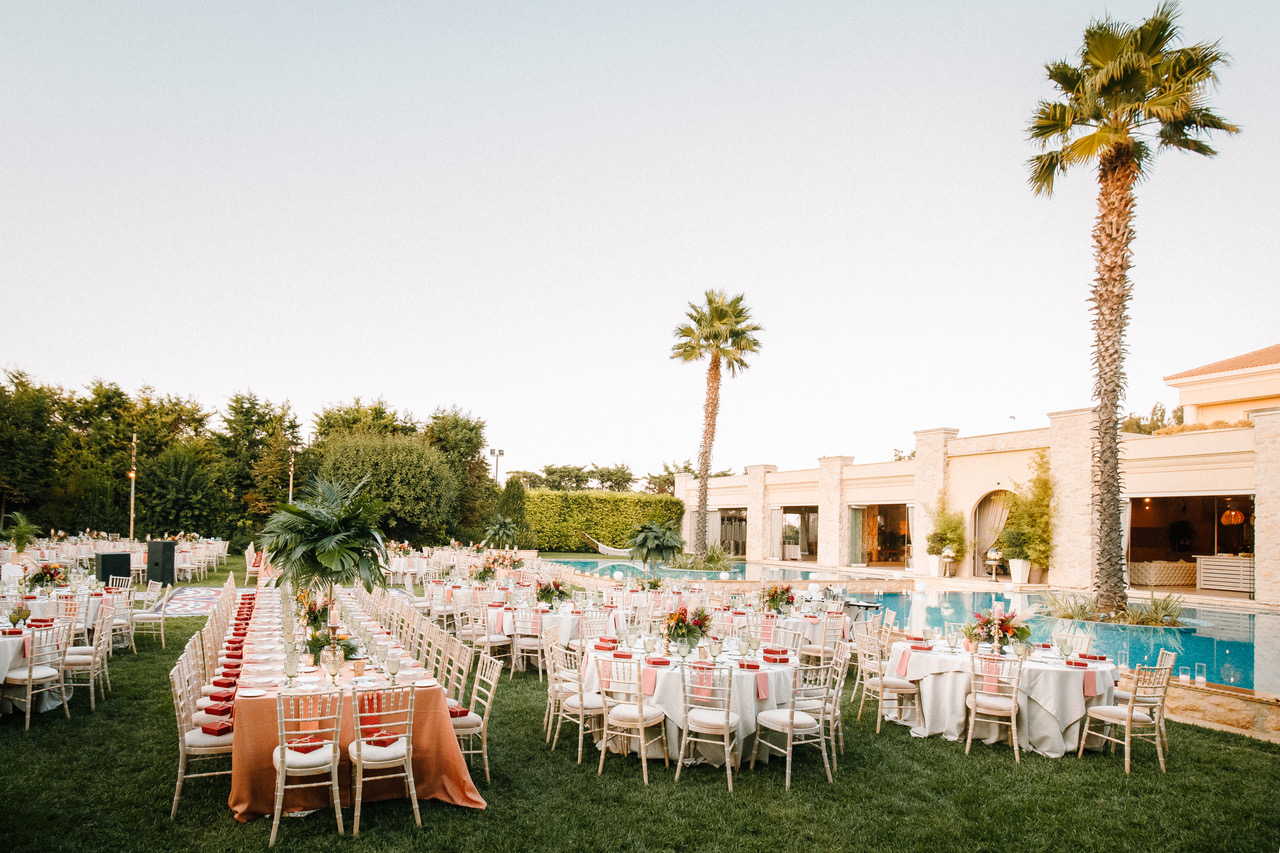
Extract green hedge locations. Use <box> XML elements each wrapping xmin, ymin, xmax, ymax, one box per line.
<box><xmin>525</xmin><ymin>490</ymin><xmax>684</xmax><ymax>553</ymax></box>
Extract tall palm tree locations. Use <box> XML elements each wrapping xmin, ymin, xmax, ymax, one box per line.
<box><xmin>1027</xmin><ymin>2</ymin><xmax>1237</xmax><ymax>613</ymax></box>
<box><xmin>671</xmin><ymin>290</ymin><xmax>762</xmax><ymax>557</ymax></box>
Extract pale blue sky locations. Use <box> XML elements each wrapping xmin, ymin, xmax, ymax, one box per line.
<box><xmin>3</xmin><ymin>2</ymin><xmax>1277</xmax><ymax>480</ymax></box>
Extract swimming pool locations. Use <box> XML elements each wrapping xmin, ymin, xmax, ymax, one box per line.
<box><xmin>875</xmin><ymin>590</ymin><xmax>1270</xmax><ymax>691</ymax></box>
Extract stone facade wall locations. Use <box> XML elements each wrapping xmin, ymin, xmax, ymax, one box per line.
<box><xmin>817</xmin><ymin>456</ymin><xmax>853</xmax><ymax>570</ymax></box>
<box><xmin>1047</xmin><ymin>408</ymin><xmax>1096</xmax><ymax>590</ymax></box>
<box><xmin>1252</xmin><ymin>410</ymin><xmax>1280</xmax><ymax>605</ymax></box>
<box><xmin>912</xmin><ymin>429</ymin><xmax>958</xmax><ymax>574</ymax></box>
<box><xmin>744</xmin><ymin>465</ymin><xmax>776</xmax><ymax>563</ymax></box>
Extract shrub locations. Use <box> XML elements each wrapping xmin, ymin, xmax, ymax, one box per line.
<box><xmin>524</xmin><ymin>490</ymin><xmax>683</xmax><ymax>552</ymax></box>
<box><xmin>925</xmin><ymin>502</ymin><xmax>967</xmax><ymax>562</ymax></box>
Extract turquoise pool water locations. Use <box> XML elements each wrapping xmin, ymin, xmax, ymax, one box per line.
<box><xmin>550</xmin><ymin>559</ymin><xmax>829</xmax><ymax>582</ymax></box>
<box><xmin>875</xmin><ymin>590</ymin><xmax>1263</xmax><ymax>691</ymax></box>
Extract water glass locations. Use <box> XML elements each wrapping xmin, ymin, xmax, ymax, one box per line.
<box><xmin>1117</xmin><ymin>648</ymin><xmax>1129</xmax><ymax>672</ymax></box>
<box><xmin>386</xmin><ymin>654</ymin><xmax>400</xmax><ymax>684</ymax></box>
<box><xmin>1179</xmin><ymin>666</ymin><xmax>1191</xmax><ymax>685</ymax></box>
<box><xmin>1195</xmin><ymin>663</ymin><xmax>1207</xmax><ymax>687</ymax></box>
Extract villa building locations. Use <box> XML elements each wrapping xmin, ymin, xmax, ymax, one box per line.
<box><xmin>673</xmin><ymin>343</ymin><xmax>1280</xmax><ymax>607</ymax></box>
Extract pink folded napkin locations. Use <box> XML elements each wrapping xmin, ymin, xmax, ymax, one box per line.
<box><xmin>1083</xmin><ymin>669</ymin><xmax>1098</xmax><ymax>698</ymax></box>
<box><xmin>640</xmin><ymin>666</ymin><xmax>657</xmax><ymax>696</ymax></box>
<box><xmin>755</xmin><ymin>671</ymin><xmax>769</xmax><ymax>700</ymax></box>
<box><xmin>896</xmin><ymin>650</ymin><xmax>912</xmax><ymax>677</ymax></box>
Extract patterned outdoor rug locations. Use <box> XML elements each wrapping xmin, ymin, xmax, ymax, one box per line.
<box><xmin>160</xmin><ymin>586</ymin><xmax>226</xmax><ymax>616</ymax></box>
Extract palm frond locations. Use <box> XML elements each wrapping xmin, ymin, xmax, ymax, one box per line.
<box><xmin>1045</xmin><ymin>60</ymin><xmax>1083</xmax><ymax>96</ymax></box>
<box><xmin>1026</xmin><ymin>151</ymin><xmax>1063</xmax><ymax>196</ymax></box>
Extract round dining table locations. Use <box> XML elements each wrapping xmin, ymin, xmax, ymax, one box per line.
<box><xmin>885</xmin><ymin>641</ymin><xmax>1118</xmax><ymax>758</ymax></box>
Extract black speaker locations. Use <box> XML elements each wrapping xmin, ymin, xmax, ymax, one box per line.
<box><xmin>148</xmin><ymin>540</ymin><xmax>176</xmax><ymax>585</ymax></box>
<box><xmin>96</xmin><ymin>552</ymin><xmax>132</xmax><ymax>584</ymax></box>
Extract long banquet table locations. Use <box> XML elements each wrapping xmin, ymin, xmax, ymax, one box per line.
<box><xmin>225</xmin><ymin>587</ymin><xmax>486</xmax><ymax>820</ymax></box>
<box><xmin>885</xmin><ymin>641</ymin><xmax>1118</xmax><ymax>758</ymax></box>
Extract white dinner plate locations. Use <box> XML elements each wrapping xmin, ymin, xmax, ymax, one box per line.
<box><xmin>413</xmin><ymin>678</ymin><xmax>439</xmax><ymax>688</ymax></box>
<box><xmin>237</xmin><ymin>688</ymin><xmax>267</xmax><ymax>698</ymax></box>
<box><xmin>296</xmin><ymin>676</ymin><xmax>320</xmax><ymax>684</ymax></box>
<box><xmin>247</xmin><ymin>677</ymin><xmax>278</xmax><ymax>686</ymax></box>
<box><xmin>298</xmin><ymin>666</ymin><xmax>317</xmax><ymax>673</ymax></box>
<box><xmin>350</xmin><ymin>676</ymin><xmax>381</xmax><ymax>686</ymax></box>
<box><xmin>245</xmin><ymin>663</ymin><xmax>275</xmax><ymax>671</ymax></box>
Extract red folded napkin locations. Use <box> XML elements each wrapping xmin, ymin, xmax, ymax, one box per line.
<box><xmin>22</xmin><ymin>595</ymin><xmax>38</xmax><ymax>600</ymax></box>
<box><xmin>571</xmin><ymin>610</ymin><xmax>582</xmax><ymax>615</ymax></box>
<box><xmin>1066</xmin><ymin>659</ymin><xmax>1088</xmax><ymax>668</ymax></box>
<box><xmin>225</xmin><ymin>650</ymin><xmax>243</xmax><ymax>660</ymax></box>
<box><xmin>593</xmin><ymin>643</ymin><xmax>614</xmax><ymax>652</ymax></box>
<box><xmin>646</xmin><ymin>657</ymin><xmax>670</xmax><ymax>667</ymax></box>
<box><xmin>910</xmin><ymin>643</ymin><xmax>933</xmax><ymax>651</ymax></box>
<box><xmin>90</xmin><ymin>592</ymin><xmax>103</xmax><ymax>597</ymax></box>
<box><xmin>504</xmin><ymin>606</ymin><xmax>515</xmax><ymax>611</ymax></box>
<box><xmin>2</xmin><ymin>628</ymin><xmax>22</xmax><ymax>636</ymax></box>
<box><xmin>612</xmin><ymin>651</ymin><xmax>633</xmax><ymax>659</ymax></box>
<box><xmin>739</xmin><ymin>660</ymin><xmax>761</xmax><ymax>670</ymax></box>
<box><xmin>1038</xmin><ymin>643</ymin><xmax>1054</xmax><ymax>649</ymax></box>
<box><xmin>213</xmin><ymin>676</ymin><xmax>238</xmax><ymax>688</ymax></box>
<box><xmin>905</xmin><ymin>634</ymin><xmax>924</xmax><ymax>642</ymax></box>
<box><xmin>211</xmin><ymin>688</ymin><xmax>236</xmax><ymax>702</ymax></box>
<box><xmin>365</xmin><ymin>729</ymin><xmax>399</xmax><ymax>747</ymax></box>
<box><xmin>732</xmin><ymin>610</ymin><xmax>747</xmax><ymax>616</ymax></box>
<box><xmin>603</xmin><ymin>604</ymin><xmax>616</xmax><ymax>610</ymax></box>
<box><xmin>1081</xmin><ymin>653</ymin><xmax>1107</xmax><ymax>661</ymax></box>
<box><xmin>762</xmin><ymin>647</ymin><xmax>788</xmax><ymax>657</ymax></box>
<box><xmin>763</xmin><ymin>652</ymin><xmax>789</xmax><ymax>664</ymax></box>
<box><xmin>205</xmin><ymin>701</ymin><xmax>233</xmax><ymax>717</ymax></box>
<box><xmin>287</xmin><ymin>735</ymin><xmax>324</xmax><ymax>754</ymax></box>
<box><xmin>488</xmin><ymin>603</ymin><xmax>503</xmax><ymax>608</ymax></box>
<box><xmin>201</xmin><ymin>720</ymin><xmax>233</xmax><ymax>737</ymax></box>
<box><xmin>448</xmin><ymin>706</ymin><xmax>470</xmax><ymax>718</ymax></box>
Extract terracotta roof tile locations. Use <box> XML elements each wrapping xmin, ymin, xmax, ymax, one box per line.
<box><xmin>1165</xmin><ymin>343</ymin><xmax>1280</xmax><ymax>381</ymax></box>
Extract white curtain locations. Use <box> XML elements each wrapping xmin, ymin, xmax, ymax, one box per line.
<box><xmin>973</xmin><ymin>494</ymin><xmax>1011</xmax><ymax>576</ymax></box>
<box><xmin>770</xmin><ymin>509</ymin><xmax>783</xmax><ymax>560</ymax></box>
<box><xmin>705</xmin><ymin>510</ymin><xmax>720</xmax><ymax>551</ymax></box>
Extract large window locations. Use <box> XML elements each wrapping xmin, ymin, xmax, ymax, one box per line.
<box><xmin>1128</xmin><ymin>494</ymin><xmax>1254</xmax><ymax>561</ymax></box>
<box><xmin>776</xmin><ymin>506</ymin><xmax>818</xmax><ymax>561</ymax></box>
<box><xmin>849</xmin><ymin>504</ymin><xmax>912</xmax><ymax>567</ymax></box>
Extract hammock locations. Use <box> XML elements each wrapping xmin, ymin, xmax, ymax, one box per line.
<box><xmin>580</xmin><ymin>532</ymin><xmax>633</xmax><ymax>558</ymax></box>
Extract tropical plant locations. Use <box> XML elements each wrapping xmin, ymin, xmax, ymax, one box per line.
<box><xmin>998</xmin><ymin>450</ymin><xmax>1054</xmax><ymax>568</ymax></box>
<box><xmin>628</xmin><ymin>520</ymin><xmax>684</xmax><ymax>575</ymax></box>
<box><xmin>1027</xmin><ymin>2</ymin><xmax>1238</xmax><ymax>612</ymax></box>
<box><xmin>2</xmin><ymin>511</ymin><xmax>40</xmax><ymax>553</ymax></box>
<box><xmin>1040</xmin><ymin>590</ymin><xmax>1101</xmax><ymax>622</ymax></box>
<box><xmin>670</xmin><ymin>540</ymin><xmax>733</xmax><ymax>573</ymax></box>
<box><xmin>1114</xmin><ymin>593</ymin><xmax>1185</xmax><ymax>626</ymax></box>
<box><xmin>258</xmin><ymin>476</ymin><xmax>389</xmax><ymax>601</ymax></box>
<box><xmin>484</xmin><ymin>515</ymin><xmax>517</xmax><ymax>549</ymax></box>
<box><xmin>925</xmin><ymin>502</ymin><xmax>967</xmax><ymax>563</ymax></box>
<box><xmin>671</xmin><ymin>290</ymin><xmax>762</xmax><ymax>557</ymax></box>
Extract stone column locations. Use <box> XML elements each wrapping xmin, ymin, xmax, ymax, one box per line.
<box><xmin>673</xmin><ymin>473</ymin><xmax>693</xmax><ymax>547</ymax></box>
<box><xmin>912</xmin><ymin>428</ymin><xmax>958</xmax><ymax>573</ymax></box>
<box><xmin>817</xmin><ymin>456</ymin><xmax>854</xmax><ymax>570</ymax></box>
<box><xmin>1250</xmin><ymin>409</ymin><xmax>1280</xmax><ymax>606</ymax></box>
<box><xmin>744</xmin><ymin>465</ymin><xmax>776</xmax><ymax>563</ymax></box>
<box><xmin>1047</xmin><ymin>408</ymin><xmax>1096</xmax><ymax>590</ymax></box>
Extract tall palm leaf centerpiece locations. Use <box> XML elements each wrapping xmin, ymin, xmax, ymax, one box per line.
<box><xmin>671</xmin><ymin>290</ymin><xmax>762</xmax><ymax>557</ymax></box>
<box><xmin>1027</xmin><ymin>2</ymin><xmax>1237</xmax><ymax>614</ymax></box>
<box><xmin>628</xmin><ymin>520</ymin><xmax>684</xmax><ymax>578</ymax></box>
<box><xmin>259</xmin><ymin>477</ymin><xmax>389</xmax><ymax>638</ymax></box>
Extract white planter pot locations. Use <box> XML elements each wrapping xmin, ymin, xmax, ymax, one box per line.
<box><xmin>1009</xmin><ymin>559</ymin><xmax>1031</xmax><ymax>584</ymax></box>
<box><xmin>925</xmin><ymin>554</ymin><xmax>943</xmax><ymax>577</ymax></box>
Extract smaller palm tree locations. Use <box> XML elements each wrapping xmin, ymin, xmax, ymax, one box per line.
<box><xmin>628</xmin><ymin>521</ymin><xmax>684</xmax><ymax>577</ymax></box>
<box><xmin>259</xmin><ymin>477</ymin><xmax>389</xmax><ymax>600</ymax></box>
<box><xmin>2</xmin><ymin>512</ymin><xmax>40</xmax><ymax>554</ymax></box>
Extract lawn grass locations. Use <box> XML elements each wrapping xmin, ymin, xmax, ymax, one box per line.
<box><xmin>2</xmin><ymin>615</ymin><xmax>1278</xmax><ymax>853</ymax></box>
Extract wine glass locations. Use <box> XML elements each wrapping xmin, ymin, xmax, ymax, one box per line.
<box><xmin>709</xmin><ymin>639</ymin><xmax>723</xmax><ymax>660</ymax></box>
<box><xmin>376</xmin><ymin>643</ymin><xmax>389</xmax><ymax>673</ymax></box>
<box><xmin>643</xmin><ymin>635</ymin><xmax>656</xmax><ymax>656</ymax></box>
<box><xmin>282</xmin><ymin>654</ymin><xmax>298</xmax><ymax>688</ymax></box>
<box><xmin>8</xmin><ymin>612</ymin><xmax>19</xmax><ymax>629</ymax></box>
<box><xmin>322</xmin><ymin>650</ymin><xmax>341</xmax><ymax>686</ymax></box>
<box><xmin>676</xmin><ymin>637</ymin><xmax>690</xmax><ymax>662</ymax></box>
<box><xmin>386</xmin><ymin>654</ymin><xmax>400</xmax><ymax>685</ymax></box>
<box><xmin>749</xmin><ymin>636</ymin><xmax>761</xmax><ymax>659</ymax></box>
<box><xmin>1059</xmin><ymin>638</ymin><xmax>1074</xmax><ymax>660</ymax></box>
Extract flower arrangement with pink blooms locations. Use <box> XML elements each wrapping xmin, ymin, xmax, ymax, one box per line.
<box><xmin>536</xmin><ymin>579</ymin><xmax>570</xmax><ymax>604</ymax></box>
<box><xmin>664</xmin><ymin>606</ymin><xmax>713</xmax><ymax>644</ymax></box>
<box><xmin>970</xmin><ymin>605</ymin><xmax>1032</xmax><ymax>647</ymax></box>
<box><xmin>762</xmin><ymin>584</ymin><xmax>795</xmax><ymax>612</ymax></box>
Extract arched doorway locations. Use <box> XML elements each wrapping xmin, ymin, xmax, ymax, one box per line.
<box><xmin>971</xmin><ymin>490</ymin><xmax>1014</xmax><ymax>578</ymax></box>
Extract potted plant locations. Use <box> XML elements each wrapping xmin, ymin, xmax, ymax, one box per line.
<box><xmin>628</xmin><ymin>521</ymin><xmax>684</xmax><ymax>578</ymax></box>
<box><xmin>259</xmin><ymin>477</ymin><xmax>389</xmax><ymax>657</ymax></box>
<box><xmin>1001</xmin><ymin>450</ymin><xmax>1054</xmax><ymax>584</ymax></box>
<box><xmin>998</xmin><ymin>527</ymin><xmax>1032</xmax><ymax>584</ymax></box>
<box><xmin>925</xmin><ymin>503</ymin><xmax>967</xmax><ymax>577</ymax></box>
<box><xmin>2</xmin><ymin>512</ymin><xmax>40</xmax><ymax>558</ymax></box>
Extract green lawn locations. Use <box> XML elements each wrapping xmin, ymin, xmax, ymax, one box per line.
<box><xmin>2</xmin><ymin>616</ymin><xmax>1278</xmax><ymax>853</ymax></box>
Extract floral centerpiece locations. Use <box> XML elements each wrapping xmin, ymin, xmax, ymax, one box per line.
<box><xmin>474</xmin><ymin>552</ymin><xmax>523</xmax><ymax>583</ymax></box>
<box><xmin>643</xmin><ymin>577</ymin><xmax>663</xmax><ymax>591</ymax></box>
<box><xmin>388</xmin><ymin>541</ymin><xmax>412</xmax><ymax>557</ymax></box>
<box><xmin>536</xmin><ymin>579</ymin><xmax>570</xmax><ymax>605</ymax></box>
<box><xmin>664</xmin><ymin>606</ymin><xmax>713</xmax><ymax>645</ymax></box>
<box><xmin>969</xmin><ymin>607</ymin><xmax>1031</xmax><ymax>653</ymax></box>
<box><xmin>28</xmin><ymin>563</ymin><xmax>67</xmax><ymax>591</ymax></box>
<box><xmin>296</xmin><ymin>589</ymin><xmax>330</xmax><ymax>633</ymax></box>
<box><xmin>762</xmin><ymin>584</ymin><xmax>795</xmax><ymax>612</ymax></box>
<box><xmin>305</xmin><ymin>631</ymin><xmax>357</xmax><ymax>661</ymax></box>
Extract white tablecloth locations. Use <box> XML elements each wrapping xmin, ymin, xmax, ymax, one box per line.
<box><xmin>0</xmin><ymin>630</ymin><xmax>71</xmax><ymax>715</ymax></box>
<box><xmin>885</xmin><ymin>642</ymin><xmax>1117</xmax><ymax>758</ymax></box>
<box><xmin>581</xmin><ymin>648</ymin><xmax>794</xmax><ymax>764</ymax></box>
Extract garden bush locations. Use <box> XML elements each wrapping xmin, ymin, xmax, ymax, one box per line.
<box><xmin>525</xmin><ymin>490</ymin><xmax>683</xmax><ymax>552</ymax></box>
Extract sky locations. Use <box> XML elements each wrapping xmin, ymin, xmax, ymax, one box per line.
<box><xmin>3</xmin><ymin>1</ymin><xmax>1278</xmax><ymax>484</ymax></box>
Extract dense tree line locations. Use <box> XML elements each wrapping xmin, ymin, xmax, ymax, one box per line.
<box><xmin>0</xmin><ymin>372</ymin><xmax>495</xmax><ymax>551</ymax></box>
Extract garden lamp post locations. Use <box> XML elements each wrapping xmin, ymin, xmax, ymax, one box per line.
<box><xmin>489</xmin><ymin>448</ymin><xmax>504</xmax><ymax>484</ymax></box>
<box><xmin>128</xmin><ymin>432</ymin><xmax>137</xmax><ymax>541</ymax></box>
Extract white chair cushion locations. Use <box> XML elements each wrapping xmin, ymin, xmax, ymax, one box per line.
<box><xmin>800</xmin><ymin>644</ymin><xmax>834</xmax><ymax>656</ymax></box>
<box><xmin>62</xmin><ymin>656</ymin><xmax>94</xmax><ymax>670</ymax></box>
<box><xmin>1088</xmin><ymin>704</ymin><xmax>1155</xmax><ymax>726</ymax></box>
<box><xmin>69</xmin><ymin>645</ymin><xmax>94</xmax><ymax>655</ymax></box>
<box><xmin>192</xmin><ymin>710</ymin><xmax>227</xmax><ymax>726</ymax></box>
<box><xmin>196</xmin><ymin>696</ymin><xmax>214</xmax><ymax>709</ymax></box>
<box><xmin>477</xmin><ymin>634</ymin><xmax>511</xmax><ymax>646</ymax></box>
<box><xmin>515</xmin><ymin>636</ymin><xmax>542</xmax><ymax>649</ymax></box>
<box><xmin>1111</xmin><ymin>689</ymin><xmax>1159</xmax><ymax>706</ymax></box>
<box><xmin>966</xmin><ymin>693</ymin><xmax>1016</xmax><ymax>715</ymax></box>
<box><xmin>607</xmin><ymin>703</ymin><xmax>665</xmax><ymax>727</ymax></box>
<box><xmin>562</xmin><ymin>692</ymin><xmax>604</xmax><ymax>711</ymax></box>
<box><xmin>350</xmin><ymin>737</ymin><xmax>408</xmax><ymax>764</ymax></box>
<box><xmin>866</xmin><ymin>676</ymin><xmax>917</xmax><ymax>693</ymax></box>
<box><xmin>794</xmin><ymin>697</ymin><xmax>824</xmax><ymax>712</ymax></box>
<box><xmin>686</xmin><ymin>707</ymin><xmax>741</xmax><ymax>732</ymax></box>
<box><xmin>273</xmin><ymin>743</ymin><xmax>337</xmax><ymax>771</ymax></box>
<box><xmin>451</xmin><ymin>711</ymin><xmax>483</xmax><ymax>732</ymax></box>
<box><xmin>184</xmin><ymin>727</ymin><xmax>234</xmax><ymax>749</ymax></box>
<box><xmin>132</xmin><ymin>613</ymin><xmax>162</xmax><ymax>623</ymax></box>
<box><xmin>756</xmin><ymin>708</ymin><xmax>820</xmax><ymax>733</ymax></box>
<box><xmin>5</xmin><ymin>665</ymin><xmax>60</xmax><ymax>683</ymax></box>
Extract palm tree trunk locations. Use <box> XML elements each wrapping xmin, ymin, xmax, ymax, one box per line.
<box><xmin>694</xmin><ymin>354</ymin><xmax>722</xmax><ymax>557</ymax></box>
<box><xmin>1091</xmin><ymin>144</ymin><xmax>1138</xmax><ymax>615</ymax></box>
